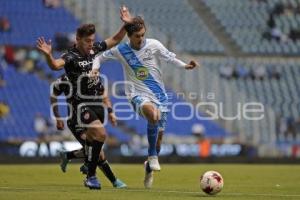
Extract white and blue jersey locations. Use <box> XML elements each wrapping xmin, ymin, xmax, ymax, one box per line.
<box><xmin>94</xmin><ymin>39</ymin><xmax>186</xmax><ymax>104</ymax></box>
<box><xmin>93</xmin><ymin>38</ymin><xmax>186</xmax><ymax>130</ymax></box>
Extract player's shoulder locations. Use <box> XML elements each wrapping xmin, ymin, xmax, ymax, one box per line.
<box><xmin>146</xmin><ymin>38</ymin><xmax>164</xmax><ymax>48</ymax></box>
<box><xmin>113</xmin><ymin>42</ymin><xmax>130</xmax><ymax>53</ymax></box>
<box><xmin>147</xmin><ymin>38</ymin><xmax>162</xmax><ymax>44</ymax></box>
<box><xmin>61</xmin><ymin>47</ymin><xmax>78</xmax><ymax>61</ymax></box>
<box><xmin>93</xmin><ymin>40</ymin><xmax>107</xmax><ymax>53</ymax></box>
<box><xmin>100</xmin><ymin>43</ymin><xmax>120</xmax><ymax>57</ymax></box>
<box><xmin>116</xmin><ymin>42</ymin><xmax>129</xmax><ymax>48</ymax></box>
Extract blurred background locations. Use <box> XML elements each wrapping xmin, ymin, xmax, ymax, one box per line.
<box><xmin>1</xmin><ymin>0</ymin><xmax>300</xmax><ymax>163</ymax></box>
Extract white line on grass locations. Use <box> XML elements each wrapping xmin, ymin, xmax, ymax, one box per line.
<box><xmin>1</xmin><ymin>186</ymin><xmax>300</xmax><ymax>198</ymax></box>
<box><xmin>104</xmin><ymin>188</ymin><xmax>300</xmax><ymax>198</ymax></box>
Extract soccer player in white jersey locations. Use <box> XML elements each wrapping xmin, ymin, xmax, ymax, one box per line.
<box><xmin>91</xmin><ymin>16</ymin><xmax>197</xmax><ymax>188</ymax></box>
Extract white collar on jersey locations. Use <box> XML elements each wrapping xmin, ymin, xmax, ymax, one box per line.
<box><xmin>129</xmin><ymin>39</ymin><xmax>146</xmax><ymax>50</ymax></box>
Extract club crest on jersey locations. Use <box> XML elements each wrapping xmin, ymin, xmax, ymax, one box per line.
<box><xmin>135</xmin><ymin>67</ymin><xmax>149</xmax><ymax>80</ymax></box>
<box><xmin>83</xmin><ymin>112</ymin><xmax>90</xmax><ymax>120</ymax></box>
<box><xmin>142</xmin><ymin>49</ymin><xmax>153</xmax><ymax>61</ymax></box>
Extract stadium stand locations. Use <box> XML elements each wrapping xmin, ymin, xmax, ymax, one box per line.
<box><xmin>203</xmin><ymin>0</ymin><xmax>300</xmax><ymax>55</ymax></box>
<box><xmin>65</xmin><ymin>0</ymin><xmax>225</xmax><ymax>53</ymax></box>
<box><xmin>113</xmin><ymin>0</ymin><xmax>225</xmax><ymax>53</ymax></box>
<box><xmin>187</xmin><ymin>57</ymin><xmax>300</xmax><ymax>143</ymax></box>
<box><xmin>0</xmin><ymin>0</ymin><xmax>78</xmax><ymax>46</ymax></box>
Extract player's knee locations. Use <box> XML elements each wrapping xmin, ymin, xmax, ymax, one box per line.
<box><xmin>148</xmin><ymin>111</ymin><xmax>160</xmax><ymax>125</ymax></box>
<box><xmin>86</xmin><ymin>122</ymin><xmax>106</xmax><ymax>141</ymax></box>
<box><xmin>93</xmin><ymin>127</ymin><xmax>106</xmax><ymax>141</ymax></box>
<box><xmin>142</xmin><ymin>104</ymin><xmax>160</xmax><ymax>124</ymax></box>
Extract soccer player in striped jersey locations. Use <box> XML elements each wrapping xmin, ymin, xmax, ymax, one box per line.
<box><xmin>91</xmin><ymin>16</ymin><xmax>198</xmax><ymax>188</ymax></box>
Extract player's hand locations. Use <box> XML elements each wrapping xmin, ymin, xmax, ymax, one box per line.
<box><xmin>56</xmin><ymin>119</ymin><xmax>64</xmax><ymax>130</ymax></box>
<box><xmin>185</xmin><ymin>60</ymin><xmax>198</xmax><ymax>70</ymax></box>
<box><xmin>36</xmin><ymin>37</ymin><xmax>52</xmax><ymax>55</ymax></box>
<box><xmin>108</xmin><ymin>113</ymin><xmax>117</xmax><ymax>126</ymax></box>
<box><xmin>89</xmin><ymin>69</ymin><xmax>99</xmax><ymax>79</ymax></box>
<box><xmin>120</xmin><ymin>5</ymin><xmax>133</xmax><ymax>24</ymax></box>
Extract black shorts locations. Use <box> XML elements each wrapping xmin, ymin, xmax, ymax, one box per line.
<box><xmin>79</xmin><ymin>105</ymin><xmax>105</xmax><ymax>125</ymax></box>
<box><xmin>67</xmin><ymin>105</ymin><xmax>105</xmax><ymax>146</ymax></box>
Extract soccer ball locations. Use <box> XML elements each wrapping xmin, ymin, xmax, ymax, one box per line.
<box><xmin>200</xmin><ymin>170</ymin><xmax>224</xmax><ymax>195</ymax></box>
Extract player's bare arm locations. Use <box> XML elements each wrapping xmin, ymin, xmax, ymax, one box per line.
<box><xmin>36</xmin><ymin>37</ymin><xmax>65</xmax><ymax>70</ymax></box>
<box><xmin>104</xmin><ymin>6</ymin><xmax>133</xmax><ymax>49</ymax></box>
<box><xmin>102</xmin><ymin>90</ymin><xmax>117</xmax><ymax>126</ymax></box>
<box><xmin>50</xmin><ymin>95</ymin><xmax>64</xmax><ymax>130</ymax></box>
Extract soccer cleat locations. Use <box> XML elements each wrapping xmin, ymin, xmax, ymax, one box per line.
<box><xmin>113</xmin><ymin>178</ymin><xmax>127</xmax><ymax>189</ymax></box>
<box><xmin>144</xmin><ymin>161</ymin><xmax>154</xmax><ymax>189</ymax></box>
<box><xmin>59</xmin><ymin>150</ymin><xmax>70</xmax><ymax>173</ymax></box>
<box><xmin>84</xmin><ymin>176</ymin><xmax>101</xmax><ymax>190</ymax></box>
<box><xmin>148</xmin><ymin>156</ymin><xmax>161</xmax><ymax>171</ymax></box>
<box><xmin>80</xmin><ymin>163</ymin><xmax>88</xmax><ymax>175</ymax></box>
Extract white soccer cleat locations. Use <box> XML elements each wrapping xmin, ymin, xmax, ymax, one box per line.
<box><xmin>144</xmin><ymin>161</ymin><xmax>153</xmax><ymax>189</ymax></box>
<box><xmin>148</xmin><ymin>156</ymin><xmax>161</xmax><ymax>171</ymax></box>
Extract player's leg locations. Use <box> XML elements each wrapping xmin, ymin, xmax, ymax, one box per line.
<box><xmin>92</xmin><ymin>104</ymin><xmax>127</xmax><ymax>188</ymax></box>
<box><xmin>144</xmin><ymin>129</ymin><xmax>163</xmax><ymax>171</ymax></box>
<box><xmin>59</xmin><ymin>147</ymin><xmax>85</xmax><ymax>173</ymax></box>
<box><xmin>81</xmin><ymin>106</ymin><xmax>106</xmax><ymax>190</ymax></box>
<box><xmin>156</xmin><ymin>130</ymin><xmax>163</xmax><ymax>155</ymax></box>
<box><xmin>141</xmin><ymin>102</ymin><xmax>161</xmax><ymax>171</ymax></box>
<box><xmin>79</xmin><ymin>142</ymin><xmax>127</xmax><ymax>188</ymax></box>
<box><xmin>131</xmin><ymin>96</ymin><xmax>160</xmax><ymax>188</ymax></box>
<box><xmin>97</xmin><ymin>151</ymin><xmax>127</xmax><ymax>188</ymax></box>
<box><xmin>59</xmin><ymin>122</ymin><xmax>86</xmax><ymax>173</ymax></box>
<box><xmin>144</xmin><ymin>111</ymin><xmax>168</xmax><ymax>188</ymax></box>
<box><xmin>155</xmin><ymin>110</ymin><xmax>168</xmax><ymax>155</ymax></box>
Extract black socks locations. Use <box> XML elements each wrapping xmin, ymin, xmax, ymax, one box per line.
<box><xmin>86</xmin><ymin>140</ymin><xmax>104</xmax><ymax>177</ymax></box>
<box><xmin>66</xmin><ymin>148</ymin><xmax>85</xmax><ymax>160</ymax></box>
<box><xmin>98</xmin><ymin>160</ymin><xmax>117</xmax><ymax>183</ymax></box>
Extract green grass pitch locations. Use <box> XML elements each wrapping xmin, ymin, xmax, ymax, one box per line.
<box><xmin>0</xmin><ymin>164</ymin><xmax>300</xmax><ymax>200</ymax></box>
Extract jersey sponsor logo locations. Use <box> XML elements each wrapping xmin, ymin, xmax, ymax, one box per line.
<box><xmin>135</xmin><ymin>67</ymin><xmax>149</xmax><ymax>80</ymax></box>
<box><xmin>78</xmin><ymin>60</ymin><xmax>93</xmax><ymax>68</ymax></box>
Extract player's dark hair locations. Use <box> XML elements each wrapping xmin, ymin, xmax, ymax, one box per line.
<box><xmin>76</xmin><ymin>23</ymin><xmax>96</xmax><ymax>38</ymax></box>
<box><xmin>124</xmin><ymin>16</ymin><xmax>145</xmax><ymax>36</ymax></box>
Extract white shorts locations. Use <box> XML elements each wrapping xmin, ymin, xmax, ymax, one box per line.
<box><xmin>130</xmin><ymin>95</ymin><xmax>169</xmax><ymax>131</ymax></box>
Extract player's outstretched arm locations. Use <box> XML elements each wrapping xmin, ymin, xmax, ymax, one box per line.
<box><xmin>155</xmin><ymin>39</ymin><xmax>199</xmax><ymax>70</ymax></box>
<box><xmin>104</xmin><ymin>6</ymin><xmax>133</xmax><ymax>49</ymax></box>
<box><xmin>36</xmin><ymin>37</ymin><xmax>65</xmax><ymax>70</ymax></box>
<box><xmin>50</xmin><ymin>95</ymin><xmax>64</xmax><ymax>130</ymax></box>
<box><xmin>184</xmin><ymin>60</ymin><xmax>198</xmax><ymax>70</ymax></box>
